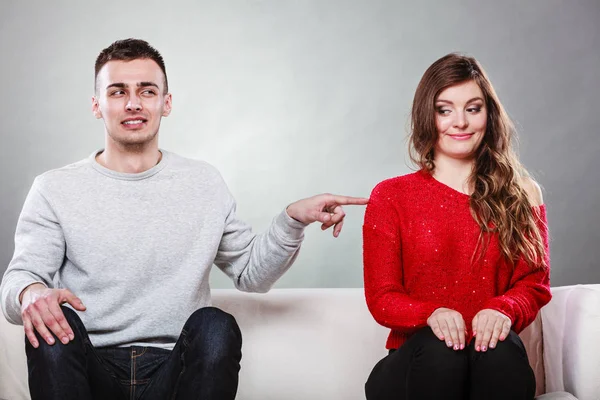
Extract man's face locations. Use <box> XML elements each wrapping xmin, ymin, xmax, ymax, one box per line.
<box><xmin>92</xmin><ymin>59</ymin><xmax>172</xmax><ymax>147</ymax></box>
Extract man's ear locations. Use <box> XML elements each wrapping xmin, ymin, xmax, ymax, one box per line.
<box><xmin>91</xmin><ymin>96</ymin><xmax>102</xmax><ymax>119</ymax></box>
<box><xmin>162</xmin><ymin>93</ymin><xmax>172</xmax><ymax>117</ymax></box>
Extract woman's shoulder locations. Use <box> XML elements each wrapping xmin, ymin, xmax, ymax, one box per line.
<box><xmin>371</xmin><ymin>171</ymin><xmax>424</xmax><ymax>195</ymax></box>
<box><xmin>521</xmin><ymin>177</ymin><xmax>544</xmax><ymax>207</ymax></box>
<box><xmin>369</xmin><ymin>171</ymin><xmax>428</xmax><ymax>205</ymax></box>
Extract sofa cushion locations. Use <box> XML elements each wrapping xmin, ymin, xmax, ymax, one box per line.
<box><xmin>536</xmin><ymin>392</ymin><xmax>578</xmax><ymax>400</ymax></box>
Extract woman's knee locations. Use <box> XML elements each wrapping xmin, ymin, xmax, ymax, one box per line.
<box><xmin>470</xmin><ymin>330</ymin><xmax>531</xmax><ymax>371</ymax></box>
<box><xmin>407</xmin><ymin>328</ymin><xmax>469</xmax><ymax>373</ymax></box>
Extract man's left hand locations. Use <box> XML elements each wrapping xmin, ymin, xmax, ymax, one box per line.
<box><xmin>286</xmin><ymin>194</ymin><xmax>369</xmax><ymax>237</ymax></box>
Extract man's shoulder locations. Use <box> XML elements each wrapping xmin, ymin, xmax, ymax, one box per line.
<box><xmin>34</xmin><ymin>156</ymin><xmax>93</xmax><ymax>188</ymax></box>
<box><xmin>163</xmin><ymin>151</ymin><xmax>226</xmax><ymax>185</ymax></box>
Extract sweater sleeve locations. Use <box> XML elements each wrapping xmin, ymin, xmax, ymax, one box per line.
<box><xmin>483</xmin><ymin>205</ymin><xmax>552</xmax><ymax>333</ymax></box>
<box><xmin>1</xmin><ymin>178</ymin><xmax>63</xmax><ymax>324</ymax></box>
<box><xmin>363</xmin><ymin>183</ymin><xmax>443</xmax><ymax>332</ymax></box>
<box><xmin>214</xmin><ymin>187</ymin><xmax>307</xmax><ymax>293</ymax></box>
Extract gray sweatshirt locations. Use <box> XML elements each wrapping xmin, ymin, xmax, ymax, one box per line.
<box><xmin>0</xmin><ymin>150</ymin><xmax>306</xmax><ymax>349</ymax></box>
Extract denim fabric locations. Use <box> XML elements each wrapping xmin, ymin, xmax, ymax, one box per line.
<box><xmin>26</xmin><ymin>306</ymin><xmax>242</xmax><ymax>400</ymax></box>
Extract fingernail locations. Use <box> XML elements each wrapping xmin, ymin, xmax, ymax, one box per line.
<box><xmin>69</xmin><ymin>333</ymin><xmax>74</xmax><ymax>340</ymax></box>
<box><xmin>476</xmin><ymin>345</ymin><xmax>480</xmax><ymax>351</ymax></box>
<box><xmin>482</xmin><ymin>346</ymin><xmax>487</xmax><ymax>352</ymax></box>
<box><xmin>33</xmin><ymin>341</ymin><xmax>38</xmax><ymax>348</ymax></box>
<box><xmin>61</xmin><ymin>336</ymin><xmax>69</xmax><ymax>344</ymax></box>
<box><xmin>490</xmin><ymin>342</ymin><xmax>496</xmax><ymax>349</ymax></box>
<box><xmin>446</xmin><ymin>341</ymin><xmax>452</xmax><ymax>347</ymax></box>
<box><xmin>454</xmin><ymin>344</ymin><xmax>459</xmax><ymax>350</ymax></box>
<box><xmin>47</xmin><ymin>337</ymin><xmax>55</xmax><ymax>345</ymax></box>
<box><xmin>460</xmin><ymin>344</ymin><xmax>465</xmax><ymax>350</ymax></box>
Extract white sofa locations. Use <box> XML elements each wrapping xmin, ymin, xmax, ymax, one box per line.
<box><xmin>1</xmin><ymin>285</ymin><xmax>599</xmax><ymax>400</ymax></box>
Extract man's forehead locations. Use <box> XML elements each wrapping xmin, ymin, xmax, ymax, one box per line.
<box><xmin>97</xmin><ymin>59</ymin><xmax>165</xmax><ymax>88</ymax></box>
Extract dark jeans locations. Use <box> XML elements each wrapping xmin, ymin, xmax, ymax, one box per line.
<box><xmin>26</xmin><ymin>306</ymin><xmax>242</xmax><ymax>400</ymax></box>
<box><xmin>365</xmin><ymin>327</ymin><xmax>536</xmax><ymax>400</ymax></box>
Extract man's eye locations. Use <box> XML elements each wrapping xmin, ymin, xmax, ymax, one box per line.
<box><xmin>110</xmin><ymin>90</ymin><xmax>125</xmax><ymax>96</ymax></box>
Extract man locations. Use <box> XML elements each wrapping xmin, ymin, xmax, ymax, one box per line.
<box><xmin>0</xmin><ymin>38</ymin><xmax>368</xmax><ymax>400</ymax></box>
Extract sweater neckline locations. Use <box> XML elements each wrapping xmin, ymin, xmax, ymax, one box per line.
<box><xmin>419</xmin><ymin>170</ymin><xmax>547</xmax><ymax>212</ymax></box>
<box><xmin>419</xmin><ymin>170</ymin><xmax>471</xmax><ymax>200</ymax></box>
<box><xmin>89</xmin><ymin>149</ymin><xmax>170</xmax><ymax>181</ymax></box>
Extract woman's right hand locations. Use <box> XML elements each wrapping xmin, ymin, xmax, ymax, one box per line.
<box><xmin>427</xmin><ymin>307</ymin><xmax>466</xmax><ymax>350</ymax></box>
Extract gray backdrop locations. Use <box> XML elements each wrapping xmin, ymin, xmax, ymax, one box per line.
<box><xmin>1</xmin><ymin>0</ymin><xmax>598</xmax><ymax>289</ymax></box>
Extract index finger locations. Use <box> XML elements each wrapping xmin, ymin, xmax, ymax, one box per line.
<box><xmin>327</xmin><ymin>195</ymin><xmax>369</xmax><ymax>205</ymax></box>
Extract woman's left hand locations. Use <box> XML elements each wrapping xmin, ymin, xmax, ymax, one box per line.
<box><xmin>472</xmin><ymin>309</ymin><xmax>512</xmax><ymax>352</ymax></box>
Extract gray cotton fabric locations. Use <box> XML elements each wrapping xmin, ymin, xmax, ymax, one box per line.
<box><xmin>0</xmin><ymin>150</ymin><xmax>306</xmax><ymax>349</ymax></box>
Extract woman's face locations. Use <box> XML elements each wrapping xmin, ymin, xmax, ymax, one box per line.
<box><xmin>434</xmin><ymin>80</ymin><xmax>487</xmax><ymax>161</ymax></box>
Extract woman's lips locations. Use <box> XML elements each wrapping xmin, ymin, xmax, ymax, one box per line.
<box><xmin>448</xmin><ymin>133</ymin><xmax>474</xmax><ymax>140</ymax></box>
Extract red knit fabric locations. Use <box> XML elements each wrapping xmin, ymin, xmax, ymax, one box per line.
<box><xmin>363</xmin><ymin>170</ymin><xmax>552</xmax><ymax>350</ymax></box>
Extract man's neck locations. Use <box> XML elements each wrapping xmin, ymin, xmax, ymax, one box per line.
<box><xmin>96</xmin><ymin>142</ymin><xmax>162</xmax><ymax>174</ymax></box>
<box><xmin>432</xmin><ymin>154</ymin><xmax>475</xmax><ymax>195</ymax></box>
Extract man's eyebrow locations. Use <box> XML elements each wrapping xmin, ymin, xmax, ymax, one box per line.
<box><xmin>138</xmin><ymin>82</ymin><xmax>159</xmax><ymax>89</ymax></box>
<box><xmin>106</xmin><ymin>83</ymin><xmax>126</xmax><ymax>90</ymax></box>
<box><xmin>105</xmin><ymin>82</ymin><xmax>160</xmax><ymax>90</ymax></box>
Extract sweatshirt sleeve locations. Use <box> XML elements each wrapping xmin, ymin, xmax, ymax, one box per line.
<box><xmin>483</xmin><ymin>205</ymin><xmax>552</xmax><ymax>333</ymax></box>
<box><xmin>363</xmin><ymin>182</ymin><xmax>443</xmax><ymax>332</ymax></box>
<box><xmin>213</xmin><ymin>186</ymin><xmax>307</xmax><ymax>293</ymax></box>
<box><xmin>1</xmin><ymin>178</ymin><xmax>65</xmax><ymax>324</ymax></box>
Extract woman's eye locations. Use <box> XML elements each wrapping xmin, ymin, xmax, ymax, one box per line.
<box><xmin>437</xmin><ymin>108</ymin><xmax>451</xmax><ymax>115</ymax></box>
<box><xmin>467</xmin><ymin>107</ymin><xmax>482</xmax><ymax>113</ymax></box>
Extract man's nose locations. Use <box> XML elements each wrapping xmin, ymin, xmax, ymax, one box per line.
<box><xmin>125</xmin><ymin>96</ymin><xmax>142</xmax><ymax>112</ymax></box>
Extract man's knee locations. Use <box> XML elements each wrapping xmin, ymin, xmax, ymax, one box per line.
<box><xmin>184</xmin><ymin>307</ymin><xmax>239</xmax><ymax>333</ymax></box>
<box><xmin>184</xmin><ymin>307</ymin><xmax>240</xmax><ymax>342</ymax></box>
<box><xmin>25</xmin><ymin>306</ymin><xmax>86</xmax><ymax>359</ymax></box>
<box><xmin>59</xmin><ymin>306</ymin><xmax>85</xmax><ymax>330</ymax></box>
<box><xmin>183</xmin><ymin>307</ymin><xmax>242</xmax><ymax>366</ymax></box>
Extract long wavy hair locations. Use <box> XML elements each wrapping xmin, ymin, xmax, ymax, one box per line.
<box><xmin>409</xmin><ymin>53</ymin><xmax>546</xmax><ymax>269</ymax></box>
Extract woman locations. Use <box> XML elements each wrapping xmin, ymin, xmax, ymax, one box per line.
<box><xmin>363</xmin><ymin>53</ymin><xmax>551</xmax><ymax>400</ymax></box>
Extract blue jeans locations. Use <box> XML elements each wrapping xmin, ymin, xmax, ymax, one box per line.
<box><xmin>25</xmin><ymin>306</ymin><xmax>242</xmax><ymax>400</ymax></box>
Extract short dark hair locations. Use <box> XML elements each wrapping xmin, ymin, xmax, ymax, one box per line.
<box><xmin>94</xmin><ymin>38</ymin><xmax>168</xmax><ymax>93</ymax></box>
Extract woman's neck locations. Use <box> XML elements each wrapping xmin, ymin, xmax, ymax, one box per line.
<box><xmin>432</xmin><ymin>154</ymin><xmax>475</xmax><ymax>195</ymax></box>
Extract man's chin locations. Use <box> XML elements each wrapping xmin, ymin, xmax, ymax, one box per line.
<box><xmin>108</xmin><ymin>130</ymin><xmax>158</xmax><ymax>147</ymax></box>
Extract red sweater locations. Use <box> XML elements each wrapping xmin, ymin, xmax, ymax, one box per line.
<box><xmin>363</xmin><ymin>170</ymin><xmax>552</xmax><ymax>349</ymax></box>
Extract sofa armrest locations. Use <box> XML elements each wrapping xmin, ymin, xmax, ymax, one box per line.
<box><xmin>542</xmin><ymin>284</ymin><xmax>600</xmax><ymax>400</ymax></box>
